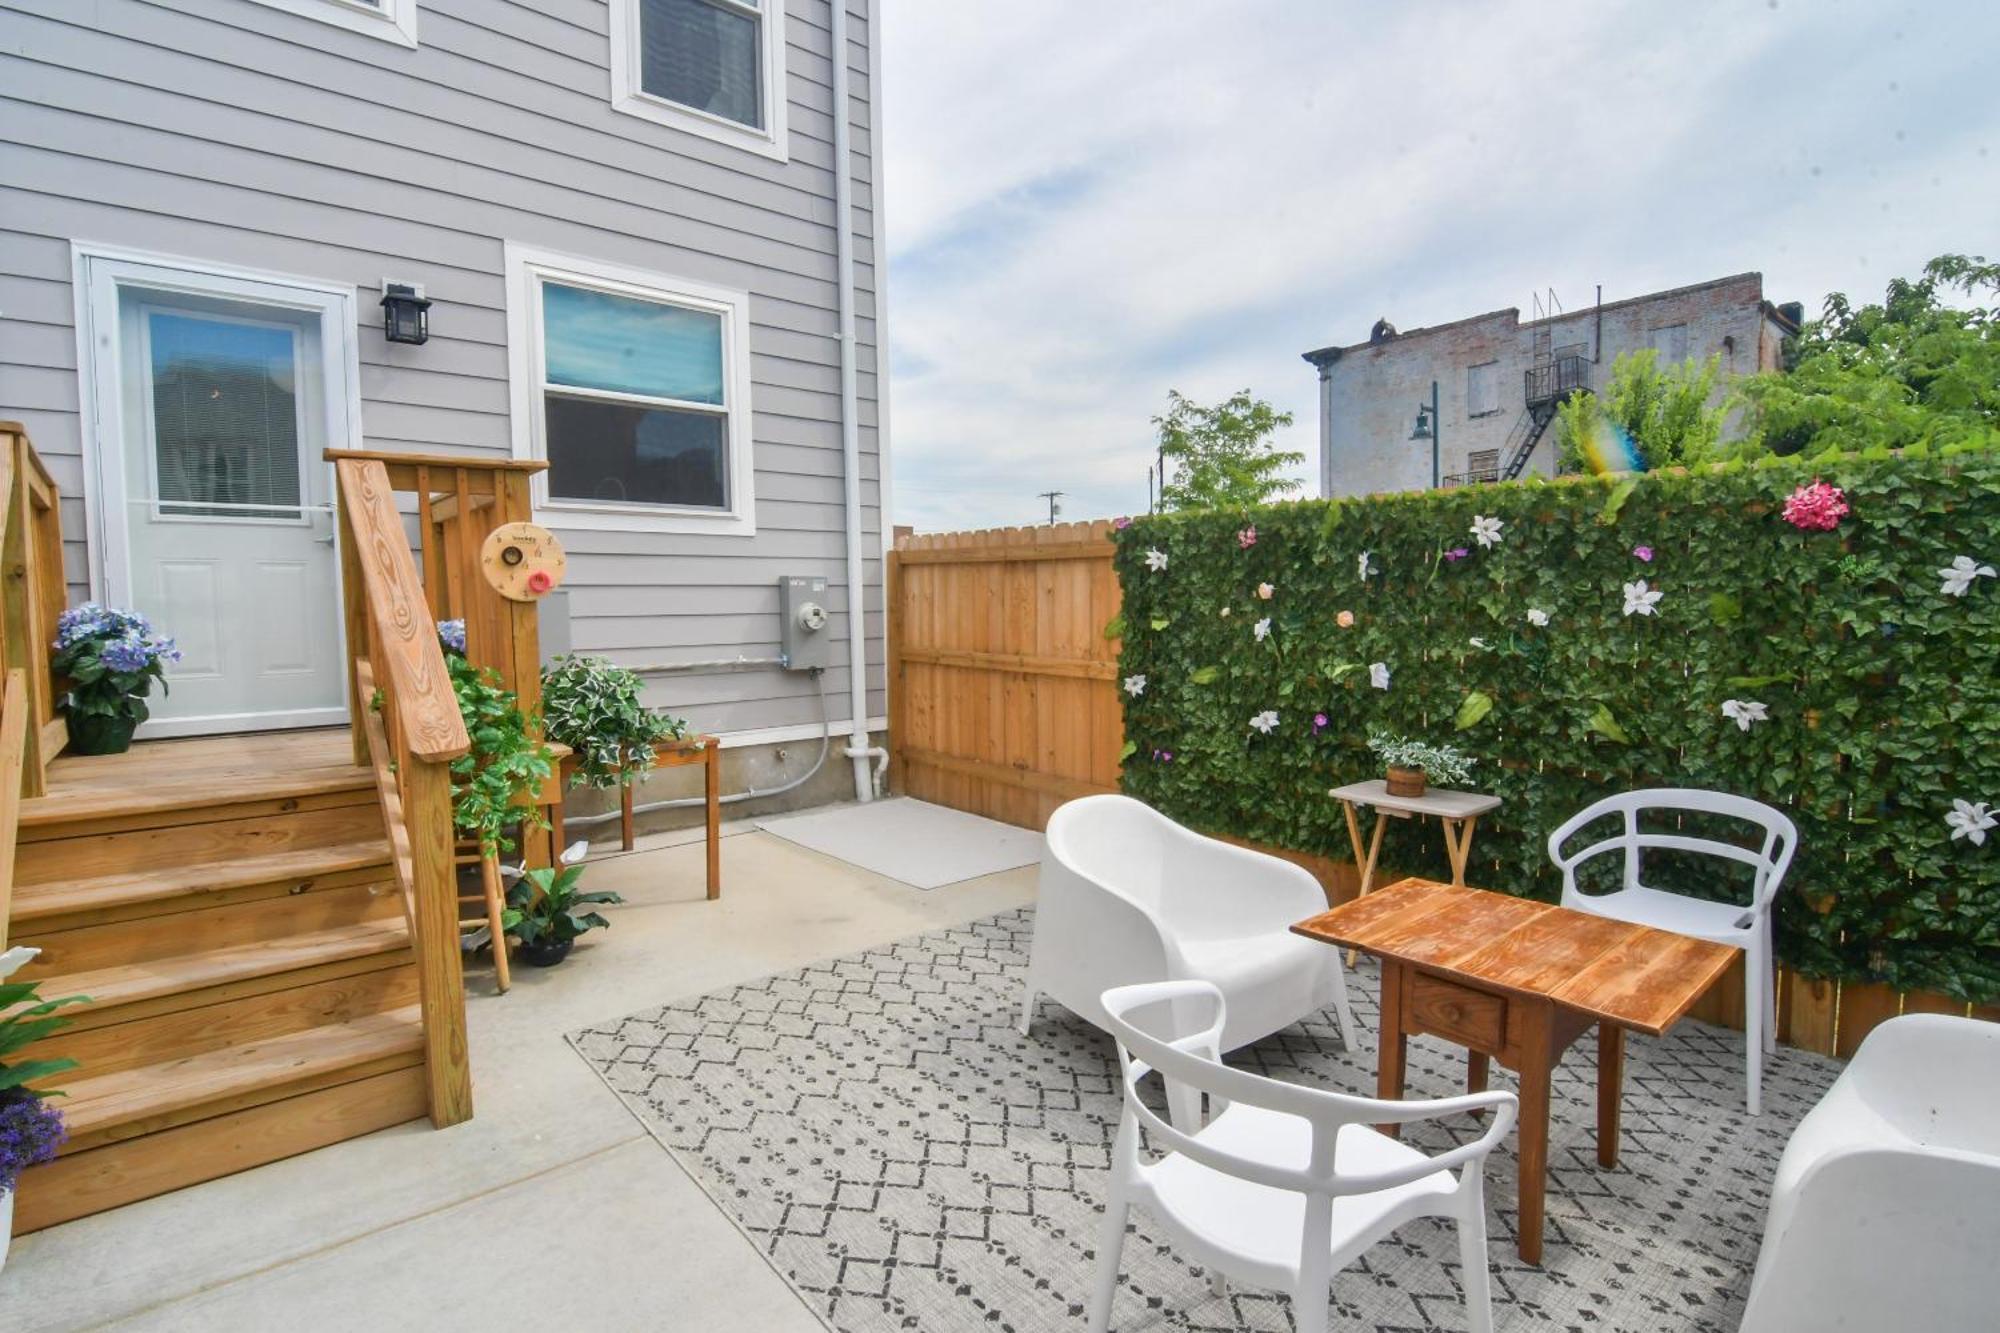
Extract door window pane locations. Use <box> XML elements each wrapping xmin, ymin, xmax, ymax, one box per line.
<box><xmin>545</xmin><ymin>394</ymin><xmax>728</xmax><ymax>509</ymax></box>
<box><xmin>640</xmin><ymin>0</ymin><xmax>761</xmax><ymax>129</ymax></box>
<box><xmin>147</xmin><ymin>311</ymin><xmax>302</xmax><ymax>519</ymax></box>
<box><xmin>542</xmin><ymin>282</ymin><xmax>725</xmax><ymax>405</ymax></box>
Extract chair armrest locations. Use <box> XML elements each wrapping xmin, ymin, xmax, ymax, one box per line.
<box><xmin>1334</xmin><ymin>1091</ymin><xmax>1520</xmax><ymax>1193</ymax></box>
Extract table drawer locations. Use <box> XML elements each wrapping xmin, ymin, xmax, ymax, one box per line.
<box><xmin>1408</xmin><ymin>972</ymin><xmax>1508</xmax><ymax>1052</ymax></box>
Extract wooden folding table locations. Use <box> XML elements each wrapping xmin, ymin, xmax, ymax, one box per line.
<box><xmin>1293</xmin><ymin>877</ymin><xmax>1736</xmax><ymax>1264</ymax></box>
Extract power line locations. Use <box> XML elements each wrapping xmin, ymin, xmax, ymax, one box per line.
<box><xmin>1037</xmin><ymin>490</ymin><xmax>1065</xmax><ymax>525</ymax></box>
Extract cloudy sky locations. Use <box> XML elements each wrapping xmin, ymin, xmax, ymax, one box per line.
<box><xmin>876</xmin><ymin>1</ymin><xmax>2000</xmax><ymax>532</ymax></box>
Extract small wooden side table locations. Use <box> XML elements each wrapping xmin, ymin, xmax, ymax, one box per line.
<box><xmin>554</xmin><ymin>735</ymin><xmax>721</xmax><ymax>900</ymax></box>
<box><xmin>1329</xmin><ymin>780</ymin><xmax>1501</xmax><ymax>966</ymax></box>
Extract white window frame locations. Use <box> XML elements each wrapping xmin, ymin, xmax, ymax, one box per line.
<box><xmin>608</xmin><ymin>0</ymin><xmax>790</xmax><ymax>162</ymax></box>
<box><xmin>243</xmin><ymin>0</ymin><xmax>419</xmax><ymax>47</ymax></box>
<box><xmin>505</xmin><ymin>242</ymin><xmax>756</xmax><ymax>537</ymax></box>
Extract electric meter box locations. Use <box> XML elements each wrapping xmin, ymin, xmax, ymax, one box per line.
<box><xmin>778</xmin><ymin>574</ymin><xmax>831</xmax><ymax>671</ymax></box>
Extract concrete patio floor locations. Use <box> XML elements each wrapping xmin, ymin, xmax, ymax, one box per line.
<box><xmin>6</xmin><ymin>826</ymin><xmax>1037</xmax><ymax>1332</ymax></box>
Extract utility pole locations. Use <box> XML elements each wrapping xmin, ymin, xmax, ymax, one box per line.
<box><xmin>1037</xmin><ymin>490</ymin><xmax>1064</xmax><ymax>525</ymax></box>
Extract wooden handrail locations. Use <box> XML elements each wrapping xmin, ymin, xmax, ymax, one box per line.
<box><xmin>0</xmin><ymin>421</ymin><xmax>69</xmax><ymax>798</ymax></box>
<box><xmin>333</xmin><ymin>459</ymin><xmax>470</xmax><ymax>764</ymax></box>
<box><xmin>0</xmin><ymin>669</ymin><xmax>27</xmax><ymax>947</ymax></box>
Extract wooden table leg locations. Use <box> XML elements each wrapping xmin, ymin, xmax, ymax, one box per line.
<box><xmin>1516</xmin><ymin>996</ymin><xmax>1555</xmax><ymax>1265</ymax></box>
<box><xmin>1376</xmin><ymin>959</ymin><xmax>1408</xmax><ymax>1137</ymax></box>
<box><xmin>1597</xmin><ymin>1022</ymin><xmax>1624</xmax><ymax>1170</ymax></box>
<box><xmin>1442</xmin><ymin>816</ymin><xmax>1476</xmax><ymax>886</ymax></box>
<box><xmin>1466</xmin><ymin>1050</ymin><xmax>1489</xmax><ymax>1115</ymax></box>
<box><xmin>704</xmin><ymin>736</ymin><xmax>721</xmax><ymax>900</ymax></box>
<box><xmin>619</xmin><ymin>749</ymin><xmax>636</xmax><ymax>853</ymax></box>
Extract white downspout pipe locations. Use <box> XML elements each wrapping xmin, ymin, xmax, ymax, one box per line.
<box><xmin>829</xmin><ymin>0</ymin><xmax>878</xmax><ymax>801</ymax></box>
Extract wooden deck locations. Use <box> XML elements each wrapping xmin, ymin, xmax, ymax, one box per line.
<box><xmin>24</xmin><ymin>727</ymin><xmax>367</xmax><ymax>831</ymax></box>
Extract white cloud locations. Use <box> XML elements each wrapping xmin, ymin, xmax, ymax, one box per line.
<box><xmin>880</xmin><ymin>0</ymin><xmax>2000</xmax><ymax>531</ymax></box>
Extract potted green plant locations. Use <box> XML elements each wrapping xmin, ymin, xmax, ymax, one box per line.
<box><xmin>503</xmin><ymin>863</ymin><xmax>625</xmax><ymax>967</ymax></box>
<box><xmin>0</xmin><ymin>946</ymin><xmax>88</xmax><ymax>1269</ymax></box>
<box><xmin>541</xmin><ymin>653</ymin><xmax>687</xmax><ymax>791</ymax></box>
<box><xmin>439</xmin><ymin>622</ymin><xmax>557</xmax><ymax>857</ymax></box>
<box><xmin>1366</xmin><ymin>729</ymin><xmax>1476</xmax><ymax>798</ymax></box>
<box><xmin>51</xmin><ymin>604</ymin><xmax>181</xmax><ymax>755</ymax></box>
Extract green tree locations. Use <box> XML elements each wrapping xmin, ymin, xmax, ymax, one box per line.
<box><xmin>1155</xmin><ymin>389</ymin><xmax>1302</xmax><ymax>511</ymax></box>
<box><xmin>1554</xmin><ymin>348</ymin><xmax>1729</xmax><ymax>473</ymax></box>
<box><xmin>1737</xmin><ymin>253</ymin><xmax>2000</xmax><ymax>454</ymax></box>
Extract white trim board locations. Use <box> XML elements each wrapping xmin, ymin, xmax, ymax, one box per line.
<box><xmin>244</xmin><ymin>0</ymin><xmax>418</xmax><ymax>47</ymax></box>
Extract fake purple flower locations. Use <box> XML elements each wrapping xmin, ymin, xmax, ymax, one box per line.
<box><xmin>100</xmin><ymin>635</ymin><xmax>154</xmax><ymax>674</ymax></box>
<box><xmin>1632</xmin><ymin>545</ymin><xmax>1654</xmax><ymax>563</ymax></box>
<box><xmin>1312</xmin><ymin>712</ymin><xmax>1329</xmax><ymax>734</ymax></box>
<box><xmin>1112</xmin><ymin>516</ymin><xmax>1133</xmax><ymax>530</ymax></box>
<box><xmin>0</xmin><ymin>1091</ymin><xmax>67</xmax><ymax>1193</ymax></box>
<box><xmin>437</xmin><ymin>619</ymin><xmax>467</xmax><ymax>654</ymax></box>
<box><xmin>1151</xmin><ymin>748</ymin><xmax>1174</xmax><ymax>763</ymax></box>
<box><xmin>1443</xmin><ymin>547</ymin><xmax>1470</xmax><ymax>563</ymax></box>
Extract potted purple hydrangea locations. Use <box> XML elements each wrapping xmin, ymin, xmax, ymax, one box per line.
<box><xmin>0</xmin><ymin>945</ymin><xmax>87</xmax><ymax>1268</ymax></box>
<box><xmin>51</xmin><ymin>603</ymin><xmax>181</xmax><ymax>755</ymax></box>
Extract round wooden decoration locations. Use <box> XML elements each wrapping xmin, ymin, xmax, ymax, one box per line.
<box><xmin>479</xmin><ymin>521</ymin><xmax>567</xmax><ymax>602</ymax></box>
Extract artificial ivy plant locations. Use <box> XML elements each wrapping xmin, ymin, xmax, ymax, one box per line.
<box><xmin>540</xmin><ymin>654</ymin><xmax>687</xmax><ymax>790</ymax></box>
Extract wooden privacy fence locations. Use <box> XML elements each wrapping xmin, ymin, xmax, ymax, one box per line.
<box><xmin>888</xmin><ymin>522</ymin><xmax>1123</xmax><ymax>830</ymax></box>
<box><xmin>887</xmin><ymin>521</ymin><xmax>1996</xmax><ymax>1058</ymax></box>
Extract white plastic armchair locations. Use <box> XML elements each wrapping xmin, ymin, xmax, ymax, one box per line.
<box><xmin>1021</xmin><ymin>795</ymin><xmax>1359</xmax><ymax>1055</ymax></box>
<box><xmin>1739</xmin><ymin>1014</ymin><xmax>2000</xmax><ymax>1332</ymax></box>
<box><xmin>1547</xmin><ymin>788</ymin><xmax>1796</xmax><ymax>1113</ymax></box>
<box><xmin>1089</xmin><ymin>980</ymin><xmax>1516</xmax><ymax>1333</ymax></box>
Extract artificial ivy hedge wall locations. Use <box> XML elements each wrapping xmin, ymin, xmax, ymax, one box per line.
<box><xmin>1114</xmin><ymin>445</ymin><xmax>2000</xmax><ymax>1003</ymax></box>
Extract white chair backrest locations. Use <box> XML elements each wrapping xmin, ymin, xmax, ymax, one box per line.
<box><xmin>1099</xmin><ymin>980</ymin><xmax>1514</xmax><ymax>1198</ymax></box>
<box><xmin>1548</xmin><ymin>787</ymin><xmax>1798</xmax><ymax>912</ymax></box>
<box><xmin>1045</xmin><ymin>794</ymin><xmax>1174</xmax><ymax>916</ymax></box>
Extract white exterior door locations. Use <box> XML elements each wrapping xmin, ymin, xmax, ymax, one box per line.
<box><xmin>79</xmin><ymin>251</ymin><xmax>358</xmax><ymax>736</ymax></box>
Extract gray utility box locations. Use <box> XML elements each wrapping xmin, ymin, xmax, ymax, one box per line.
<box><xmin>777</xmin><ymin>574</ymin><xmax>831</xmax><ymax>671</ymax></box>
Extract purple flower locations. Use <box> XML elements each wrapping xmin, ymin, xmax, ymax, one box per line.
<box><xmin>1112</xmin><ymin>516</ymin><xmax>1133</xmax><ymax>530</ymax></box>
<box><xmin>1312</xmin><ymin>712</ymin><xmax>1329</xmax><ymax>733</ymax></box>
<box><xmin>100</xmin><ymin>635</ymin><xmax>152</xmax><ymax>674</ymax></box>
<box><xmin>1444</xmin><ymin>547</ymin><xmax>1470</xmax><ymax>562</ymax></box>
<box><xmin>1632</xmin><ymin>544</ymin><xmax>1655</xmax><ymax>563</ymax></box>
<box><xmin>0</xmin><ymin>1091</ymin><xmax>67</xmax><ymax>1192</ymax></box>
<box><xmin>437</xmin><ymin>619</ymin><xmax>467</xmax><ymax>653</ymax></box>
<box><xmin>1151</xmin><ymin>748</ymin><xmax>1174</xmax><ymax>763</ymax></box>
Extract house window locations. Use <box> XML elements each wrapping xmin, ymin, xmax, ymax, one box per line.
<box><xmin>243</xmin><ymin>0</ymin><xmax>418</xmax><ymax>46</ymax></box>
<box><xmin>610</xmin><ymin>0</ymin><xmax>790</xmax><ymax>160</ymax></box>
<box><xmin>1467</xmin><ymin>449</ymin><xmax>1500</xmax><ymax>477</ymax></box>
<box><xmin>1651</xmin><ymin>323</ymin><xmax>1690</xmax><ymax>364</ymax></box>
<box><xmin>506</xmin><ymin>244</ymin><xmax>756</xmax><ymax>535</ymax></box>
<box><xmin>1467</xmin><ymin>360</ymin><xmax>1500</xmax><ymax>417</ymax></box>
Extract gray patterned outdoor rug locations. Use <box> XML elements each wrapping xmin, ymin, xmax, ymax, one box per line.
<box><xmin>568</xmin><ymin>909</ymin><xmax>1840</xmax><ymax>1332</ymax></box>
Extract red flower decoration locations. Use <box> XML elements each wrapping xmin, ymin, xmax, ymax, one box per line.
<box><xmin>1781</xmin><ymin>480</ymin><xmax>1849</xmax><ymax>532</ymax></box>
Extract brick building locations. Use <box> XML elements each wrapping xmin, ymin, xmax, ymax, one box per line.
<box><xmin>1301</xmin><ymin>273</ymin><xmax>1801</xmax><ymax>497</ymax></box>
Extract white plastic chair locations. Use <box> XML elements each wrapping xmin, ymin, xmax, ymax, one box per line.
<box><xmin>1739</xmin><ymin>1014</ymin><xmax>2000</xmax><ymax>1332</ymax></box>
<box><xmin>1021</xmin><ymin>794</ymin><xmax>1359</xmax><ymax>1058</ymax></box>
<box><xmin>1089</xmin><ymin>980</ymin><xmax>1517</xmax><ymax>1333</ymax></box>
<box><xmin>1547</xmin><ymin>788</ymin><xmax>1797</xmax><ymax>1113</ymax></box>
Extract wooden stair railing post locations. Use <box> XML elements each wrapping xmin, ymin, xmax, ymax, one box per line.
<box><xmin>0</xmin><ymin>424</ymin><xmax>58</xmax><ymax>797</ymax></box>
<box><xmin>0</xmin><ymin>668</ymin><xmax>28</xmax><ymax>946</ymax></box>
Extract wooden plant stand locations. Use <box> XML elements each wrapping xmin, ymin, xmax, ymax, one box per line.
<box><xmin>554</xmin><ymin>735</ymin><xmax>721</xmax><ymax>900</ymax></box>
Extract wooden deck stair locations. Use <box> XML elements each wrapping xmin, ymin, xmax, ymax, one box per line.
<box><xmin>8</xmin><ymin>730</ymin><xmax>433</xmax><ymax>1235</ymax></box>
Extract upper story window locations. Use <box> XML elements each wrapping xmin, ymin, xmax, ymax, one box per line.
<box><xmin>1467</xmin><ymin>360</ymin><xmax>1500</xmax><ymax>416</ymax></box>
<box><xmin>245</xmin><ymin>0</ymin><xmax>418</xmax><ymax>47</ymax></box>
<box><xmin>610</xmin><ymin>0</ymin><xmax>790</xmax><ymax>161</ymax></box>
<box><xmin>1651</xmin><ymin>322</ymin><xmax>1690</xmax><ymax>364</ymax></box>
<box><xmin>505</xmin><ymin>244</ymin><xmax>756</xmax><ymax>536</ymax></box>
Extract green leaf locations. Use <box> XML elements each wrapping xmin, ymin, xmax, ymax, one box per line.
<box><xmin>1118</xmin><ymin>740</ymin><xmax>1137</xmax><ymax>763</ymax></box>
<box><xmin>1102</xmin><ymin>614</ymin><xmax>1126</xmax><ymax>640</ymax></box>
<box><xmin>1454</xmin><ymin>690</ymin><xmax>1494</xmax><ymax>731</ymax></box>
<box><xmin>1598</xmin><ymin>476</ymin><xmax>1640</xmax><ymax>525</ymax></box>
<box><xmin>1709</xmin><ymin>592</ymin><xmax>1743</xmax><ymax>623</ymax></box>
<box><xmin>1587</xmin><ymin>703</ymin><xmax>1630</xmax><ymax>744</ymax></box>
<box><xmin>1149</xmin><ymin>615</ymin><xmax>1171</xmax><ymax>631</ymax></box>
<box><xmin>1188</xmin><ymin>666</ymin><xmax>1220</xmax><ymax>686</ymax></box>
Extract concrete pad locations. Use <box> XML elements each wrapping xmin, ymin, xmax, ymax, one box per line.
<box><xmin>5</xmin><ymin>830</ymin><xmax>1037</xmax><ymax>1331</ymax></box>
<box><xmin>756</xmin><ymin>797</ymin><xmax>1041</xmax><ymax>888</ymax></box>
<box><xmin>101</xmin><ymin>1139</ymin><xmax>821</xmax><ymax>1333</ymax></box>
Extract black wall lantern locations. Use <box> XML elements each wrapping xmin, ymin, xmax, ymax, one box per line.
<box><xmin>380</xmin><ymin>280</ymin><xmax>431</xmax><ymax>345</ymax></box>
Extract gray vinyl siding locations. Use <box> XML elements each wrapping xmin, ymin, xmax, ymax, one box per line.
<box><xmin>0</xmin><ymin>0</ymin><xmax>886</xmax><ymax>738</ymax></box>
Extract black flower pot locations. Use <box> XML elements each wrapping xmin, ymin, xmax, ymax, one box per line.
<box><xmin>518</xmin><ymin>937</ymin><xmax>574</xmax><ymax>968</ymax></box>
<box><xmin>66</xmin><ymin>711</ymin><xmax>139</xmax><ymax>756</ymax></box>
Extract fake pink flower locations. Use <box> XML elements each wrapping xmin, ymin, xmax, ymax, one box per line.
<box><xmin>1312</xmin><ymin>712</ymin><xmax>1329</xmax><ymax>733</ymax></box>
<box><xmin>1782</xmin><ymin>480</ymin><xmax>1850</xmax><ymax>532</ymax></box>
<box><xmin>1335</xmin><ymin>610</ymin><xmax>1355</xmax><ymax>628</ymax></box>
<box><xmin>1112</xmin><ymin>515</ymin><xmax>1132</xmax><ymax>530</ymax></box>
<box><xmin>1443</xmin><ymin>547</ymin><xmax>1471</xmax><ymax>562</ymax></box>
<box><xmin>1237</xmin><ymin>526</ymin><xmax>1258</xmax><ymax>549</ymax></box>
<box><xmin>1632</xmin><ymin>544</ymin><xmax>1654</xmax><ymax>562</ymax></box>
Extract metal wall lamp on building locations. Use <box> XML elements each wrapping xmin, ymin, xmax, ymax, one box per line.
<box><xmin>1410</xmin><ymin>379</ymin><xmax>1441</xmax><ymax>489</ymax></box>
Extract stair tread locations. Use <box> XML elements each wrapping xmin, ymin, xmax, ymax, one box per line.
<box><xmin>59</xmin><ymin>1004</ymin><xmax>424</xmax><ymax>1138</ymax></box>
<box><xmin>21</xmin><ymin>763</ymin><xmax>373</xmax><ymax>829</ymax></box>
<box><xmin>44</xmin><ymin>918</ymin><xmax>411</xmax><ymax>1014</ymax></box>
<box><xmin>13</xmin><ymin>837</ymin><xmax>395</xmax><ymax>921</ymax></box>
<box><xmin>23</xmin><ymin>729</ymin><xmax>371</xmax><ymax>830</ymax></box>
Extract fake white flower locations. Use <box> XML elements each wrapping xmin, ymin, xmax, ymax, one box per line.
<box><xmin>1369</xmin><ymin>661</ymin><xmax>1391</xmax><ymax>691</ymax></box>
<box><xmin>1249</xmin><ymin>709</ymin><xmax>1280</xmax><ymax>735</ymax></box>
<box><xmin>1938</xmin><ymin>555</ymin><xmax>1996</xmax><ymax>598</ymax></box>
<box><xmin>1622</xmin><ymin>579</ymin><xmax>1664</xmax><ymax>617</ymax></box>
<box><xmin>1469</xmin><ymin>636</ymin><xmax>1491</xmax><ymax>650</ymax></box>
<box><xmin>1220</xmin><ymin>606</ymin><xmax>1231</xmax><ymax>617</ymax></box>
<box><xmin>1144</xmin><ymin>547</ymin><xmax>1169</xmax><ymax>572</ymax></box>
<box><xmin>1357</xmin><ymin>550</ymin><xmax>1377</xmax><ymax>580</ymax></box>
<box><xmin>1256</xmin><ymin>582</ymin><xmax>1275</xmax><ymax>600</ymax></box>
<box><xmin>1122</xmin><ymin>674</ymin><xmax>1147</xmax><ymax>697</ymax></box>
<box><xmin>1946</xmin><ymin>798</ymin><xmax>1996</xmax><ymax>846</ymax></box>
<box><xmin>1721</xmin><ymin>699</ymin><xmax>1769</xmax><ymax>732</ymax></box>
<box><xmin>1470</xmin><ymin>515</ymin><xmax>1504</xmax><ymax>548</ymax></box>
<box><xmin>1253</xmin><ymin>617</ymin><xmax>1272</xmax><ymax>642</ymax></box>
<box><xmin>1526</xmin><ymin>607</ymin><xmax>1551</xmax><ymax>627</ymax></box>
<box><xmin>0</xmin><ymin>945</ymin><xmax>40</xmax><ymax>980</ymax></box>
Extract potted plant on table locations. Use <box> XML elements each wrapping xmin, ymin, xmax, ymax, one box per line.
<box><xmin>541</xmin><ymin>653</ymin><xmax>687</xmax><ymax>792</ymax></box>
<box><xmin>503</xmin><ymin>863</ymin><xmax>625</xmax><ymax>967</ymax></box>
<box><xmin>1366</xmin><ymin>729</ymin><xmax>1476</xmax><ymax>798</ymax></box>
<box><xmin>0</xmin><ymin>946</ymin><xmax>88</xmax><ymax>1269</ymax></box>
<box><xmin>51</xmin><ymin>604</ymin><xmax>181</xmax><ymax>755</ymax></box>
